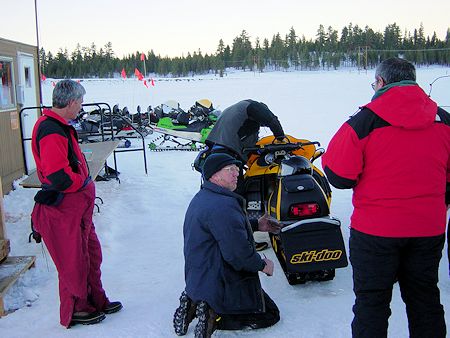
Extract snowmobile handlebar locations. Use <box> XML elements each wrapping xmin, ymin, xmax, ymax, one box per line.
<box><xmin>243</xmin><ymin>141</ymin><xmax>320</xmax><ymax>155</ymax></box>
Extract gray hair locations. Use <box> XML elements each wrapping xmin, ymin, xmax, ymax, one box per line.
<box><xmin>375</xmin><ymin>57</ymin><xmax>416</xmax><ymax>85</ymax></box>
<box><xmin>52</xmin><ymin>79</ymin><xmax>86</xmax><ymax>108</ymax></box>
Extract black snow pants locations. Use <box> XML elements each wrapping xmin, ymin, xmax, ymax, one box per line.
<box><xmin>349</xmin><ymin>228</ymin><xmax>446</xmax><ymax>338</ymax></box>
<box><xmin>217</xmin><ymin>290</ymin><xmax>280</xmax><ymax>331</ymax></box>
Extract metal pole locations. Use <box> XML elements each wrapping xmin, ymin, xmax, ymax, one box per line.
<box><xmin>143</xmin><ymin>58</ymin><xmax>147</xmax><ymax>77</ymax></box>
<box><xmin>365</xmin><ymin>46</ymin><xmax>368</xmax><ymax>70</ymax></box>
<box><xmin>34</xmin><ymin>0</ymin><xmax>43</xmax><ymax>104</ymax></box>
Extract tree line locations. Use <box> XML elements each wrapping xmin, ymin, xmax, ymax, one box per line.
<box><xmin>40</xmin><ymin>23</ymin><xmax>450</xmax><ymax>78</ymax></box>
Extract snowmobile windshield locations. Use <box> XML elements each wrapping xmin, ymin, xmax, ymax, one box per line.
<box><xmin>280</xmin><ymin>162</ymin><xmax>296</xmax><ymax>176</ymax></box>
<box><xmin>280</xmin><ymin>156</ymin><xmax>313</xmax><ymax>177</ymax></box>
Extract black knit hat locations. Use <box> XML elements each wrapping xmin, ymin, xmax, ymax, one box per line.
<box><xmin>202</xmin><ymin>153</ymin><xmax>241</xmax><ymax>180</ymax></box>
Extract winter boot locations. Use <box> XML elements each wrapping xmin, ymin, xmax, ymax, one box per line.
<box><xmin>103</xmin><ymin>301</ymin><xmax>123</xmax><ymax>314</ymax></box>
<box><xmin>173</xmin><ymin>291</ymin><xmax>197</xmax><ymax>336</ymax></box>
<box><xmin>70</xmin><ymin>311</ymin><xmax>106</xmax><ymax>327</ymax></box>
<box><xmin>255</xmin><ymin>241</ymin><xmax>269</xmax><ymax>251</ymax></box>
<box><xmin>194</xmin><ymin>301</ymin><xmax>219</xmax><ymax>338</ymax></box>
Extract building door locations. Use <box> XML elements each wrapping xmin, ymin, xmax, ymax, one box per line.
<box><xmin>18</xmin><ymin>53</ymin><xmax>38</xmax><ymax>173</ymax></box>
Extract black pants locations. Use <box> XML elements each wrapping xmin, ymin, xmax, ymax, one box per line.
<box><xmin>217</xmin><ymin>290</ymin><xmax>280</xmax><ymax>331</ymax></box>
<box><xmin>349</xmin><ymin>229</ymin><xmax>446</xmax><ymax>338</ymax></box>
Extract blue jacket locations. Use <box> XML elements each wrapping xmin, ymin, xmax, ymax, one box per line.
<box><xmin>184</xmin><ymin>181</ymin><xmax>266</xmax><ymax>314</ymax></box>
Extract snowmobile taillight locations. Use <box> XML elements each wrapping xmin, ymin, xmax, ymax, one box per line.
<box><xmin>289</xmin><ymin>203</ymin><xmax>320</xmax><ymax>217</ymax></box>
<box><xmin>122</xmin><ymin>126</ymin><xmax>133</xmax><ymax>130</ymax></box>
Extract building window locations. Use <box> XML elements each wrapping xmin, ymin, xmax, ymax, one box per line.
<box><xmin>0</xmin><ymin>58</ymin><xmax>16</xmax><ymax>111</ymax></box>
<box><xmin>25</xmin><ymin>67</ymin><xmax>32</xmax><ymax>87</ymax></box>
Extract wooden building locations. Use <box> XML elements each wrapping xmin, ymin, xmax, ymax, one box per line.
<box><xmin>0</xmin><ymin>37</ymin><xmax>40</xmax><ymax>195</ymax></box>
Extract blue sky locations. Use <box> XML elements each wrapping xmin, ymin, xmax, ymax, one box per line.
<box><xmin>2</xmin><ymin>0</ymin><xmax>449</xmax><ymax>57</ymax></box>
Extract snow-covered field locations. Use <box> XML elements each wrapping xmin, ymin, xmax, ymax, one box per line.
<box><xmin>1</xmin><ymin>67</ymin><xmax>449</xmax><ymax>337</ymax></box>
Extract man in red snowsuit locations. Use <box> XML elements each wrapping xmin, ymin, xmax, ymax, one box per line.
<box><xmin>322</xmin><ymin>58</ymin><xmax>449</xmax><ymax>338</ymax></box>
<box><xmin>31</xmin><ymin>80</ymin><xmax>122</xmax><ymax>328</ymax></box>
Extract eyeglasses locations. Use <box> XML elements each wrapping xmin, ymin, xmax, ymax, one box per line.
<box><xmin>371</xmin><ymin>76</ymin><xmax>385</xmax><ymax>91</ymax></box>
<box><xmin>223</xmin><ymin>165</ymin><xmax>239</xmax><ymax>173</ymax></box>
<box><xmin>371</xmin><ymin>81</ymin><xmax>377</xmax><ymax>90</ymax></box>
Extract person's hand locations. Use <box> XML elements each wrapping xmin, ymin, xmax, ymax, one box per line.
<box><xmin>262</xmin><ymin>258</ymin><xmax>274</xmax><ymax>276</ymax></box>
<box><xmin>258</xmin><ymin>213</ymin><xmax>282</xmax><ymax>233</ymax></box>
<box><xmin>274</xmin><ymin>135</ymin><xmax>287</xmax><ymax>143</ymax></box>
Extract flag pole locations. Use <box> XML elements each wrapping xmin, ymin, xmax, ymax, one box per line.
<box><xmin>142</xmin><ymin>54</ymin><xmax>147</xmax><ymax>77</ymax></box>
<box><xmin>34</xmin><ymin>0</ymin><xmax>43</xmax><ymax>104</ymax></box>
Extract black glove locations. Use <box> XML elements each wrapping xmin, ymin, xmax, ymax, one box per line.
<box><xmin>34</xmin><ymin>190</ymin><xmax>64</xmax><ymax>206</ymax></box>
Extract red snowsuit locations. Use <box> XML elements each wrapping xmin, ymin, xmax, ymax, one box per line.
<box><xmin>31</xmin><ymin>109</ymin><xmax>109</xmax><ymax>327</ymax></box>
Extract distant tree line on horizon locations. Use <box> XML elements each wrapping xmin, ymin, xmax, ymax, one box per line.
<box><xmin>40</xmin><ymin>23</ymin><xmax>450</xmax><ymax>78</ymax></box>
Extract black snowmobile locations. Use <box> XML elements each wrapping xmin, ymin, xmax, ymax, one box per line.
<box><xmin>72</xmin><ymin>104</ymin><xmax>149</xmax><ymax>147</ymax></box>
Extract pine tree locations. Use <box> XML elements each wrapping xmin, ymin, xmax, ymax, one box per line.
<box><xmin>40</xmin><ymin>23</ymin><xmax>450</xmax><ymax>77</ymax></box>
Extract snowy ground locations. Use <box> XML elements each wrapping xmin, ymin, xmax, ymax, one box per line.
<box><xmin>1</xmin><ymin>67</ymin><xmax>449</xmax><ymax>337</ymax></box>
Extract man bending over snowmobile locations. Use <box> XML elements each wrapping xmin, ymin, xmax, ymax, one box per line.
<box><xmin>205</xmin><ymin>99</ymin><xmax>285</xmax><ymax>162</ymax></box>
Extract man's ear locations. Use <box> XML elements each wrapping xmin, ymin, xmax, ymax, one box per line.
<box><xmin>210</xmin><ymin>171</ymin><xmax>222</xmax><ymax>184</ymax></box>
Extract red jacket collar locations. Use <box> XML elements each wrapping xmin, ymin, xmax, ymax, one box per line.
<box><xmin>42</xmin><ymin>108</ymin><xmax>70</xmax><ymax>125</ymax></box>
<box><xmin>364</xmin><ymin>86</ymin><xmax>437</xmax><ymax>130</ymax></box>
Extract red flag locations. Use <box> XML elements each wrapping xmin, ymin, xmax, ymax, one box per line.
<box><xmin>121</xmin><ymin>68</ymin><xmax>127</xmax><ymax>79</ymax></box>
<box><xmin>134</xmin><ymin>68</ymin><xmax>144</xmax><ymax>81</ymax></box>
<box><xmin>140</xmin><ymin>53</ymin><xmax>145</xmax><ymax>61</ymax></box>
<box><xmin>143</xmin><ymin>80</ymin><xmax>149</xmax><ymax>88</ymax></box>
<box><xmin>40</xmin><ymin>74</ymin><xmax>47</xmax><ymax>81</ymax></box>
<box><xmin>52</xmin><ymin>81</ymin><xmax>56</xmax><ymax>87</ymax></box>
<box><xmin>151</xmin><ymin>78</ymin><xmax>155</xmax><ymax>86</ymax></box>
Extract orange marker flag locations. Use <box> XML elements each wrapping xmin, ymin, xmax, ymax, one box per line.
<box><xmin>134</xmin><ymin>68</ymin><xmax>144</xmax><ymax>81</ymax></box>
<box><xmin>143</xmin><ymin>80</ymin><xmax>149</xmax><ymax>88</ymax></box>
<box><xmin>140</xmin><ymin>53</ymin><xmax>145</xmax><ymax>61</ymax></box>
<box><xmin>40</xmin><ymin>74</ymin><xmax>47</xmax><ymax>81</ymax></box>
<box><xmin>121</xmin><ymin>68</ymin><xmax>127</xmax><ymax>79</ymax></box>
<box><xmin>151</xmin><ymin>78</ymin><xmax>155</xmax><ymax>86</ymax></box>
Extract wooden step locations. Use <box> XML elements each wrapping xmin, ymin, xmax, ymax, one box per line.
<box><xmin>0</xmin><ymin>256</ymin><xmax>36</xmax><ymax>316</ymax></box>
<box><xmin>0</xmin><ymin>239</ymin><xmax>10</xmax><ymax>263</ymax></box>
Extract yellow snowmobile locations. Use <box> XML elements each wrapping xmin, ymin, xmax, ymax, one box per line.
<box><xmin>243</xmin><ymin>135</ymin><xmax>348</xmax><ymax>284</ymax></box>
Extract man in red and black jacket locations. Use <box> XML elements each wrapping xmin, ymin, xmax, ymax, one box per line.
<box><xmin>322</xmin><ymin>58</ymin><xmax>449</xmax><ymax>338</ymax></box>
<box><xmin>31</xmin><ymin>80</ymin><xmax>122</xmax><ymax>328</ymax></box>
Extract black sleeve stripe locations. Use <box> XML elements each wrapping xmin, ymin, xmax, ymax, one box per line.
<box><xmin>35</xmin><ymin>119</ymin><xmax>68</xmax><ymax>156</ymax></box>
<box><xmin>446</xmin><ymin>182</ymin><xmax>449</xmax><ymax>205</ymax></box>
<box><xmin>433</xmin><ymin>107</ymin><xmax>449</xmax><ymax>205</ymax></box>
<box><xmin>36</xmin><ymin>119</ymin><xmax>67</xmax><ymax>142</ymax></box>
<box><xmin>347</xmin><ymin>108</ymin><xmax>390</xmax><ymax>140</ymax></box>
<box><xmin>47</xmin><ymin>169</ymin><xmax>73</xmax><ymax>191</ymax></box>
<box><xmin>437</xmin><ymin>107</ymin><xmax>450</xmax><ymax>126</ymax></box>
<box><xmin>324</xmin><ymin>166</ymin><xmax>357</xmax><ymax>189</ymax></box>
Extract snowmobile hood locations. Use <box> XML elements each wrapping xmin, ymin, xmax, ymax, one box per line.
<box><xmin>197</xmin><ymin>99</ymin><xmax>213</xmax><ymax>109</ymax></box>
<box><xmin>364</xmin><ymin>84</ymin><xmax>437</xmax><ymax>130</ymax></box>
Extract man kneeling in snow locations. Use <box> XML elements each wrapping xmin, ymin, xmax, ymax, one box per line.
<box><xmin>174</xmin><ymin>153</ymin><xmax>280</xmax><ymax>337</ymax></box>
